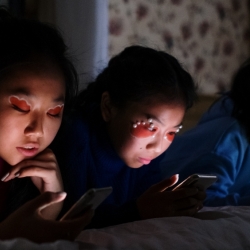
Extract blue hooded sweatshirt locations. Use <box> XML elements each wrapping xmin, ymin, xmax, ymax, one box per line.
<box><xmin>160</xmin><ymin>94</ymin><xmax>250</xmax><ymax>206</ymax></box>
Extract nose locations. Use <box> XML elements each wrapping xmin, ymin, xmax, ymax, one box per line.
<box><xmin>146</xmin><ymin>136</ymin><xmax>171</xmax><ymax>153</ymax></box>
<box><xmin>24</xmin><ymin>114</ymin><xmax>44</xmax><ymax>138</ymax></box>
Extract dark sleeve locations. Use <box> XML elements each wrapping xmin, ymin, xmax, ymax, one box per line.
<box><xmin>196</xmin><ymin>152</ymin><xmax>250</xmax><ymax>206</ymax></box>
<box><xmin>177</xmin><ymin>126</ymin><xmax>250</xmax><ymax>206</ymax></box>
<box><xmin>87</xmin><ymin>155</ymin><xmax>163</xmax><ymax>229</ymax></box>
<box><xmin>51</xmin><ymin>118</ymin><xmax>90</xmax><ymax>218</ymax></box>
<box><xmin>0</xmin><ymin>178</ymin><xmax>39</xmax><ymax>221</ymax></box>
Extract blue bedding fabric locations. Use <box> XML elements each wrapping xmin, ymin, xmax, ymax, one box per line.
<box><xmin>160</xmin><ymin>94</ymin><xmax>250</xmax><ymax>206</ymax></box>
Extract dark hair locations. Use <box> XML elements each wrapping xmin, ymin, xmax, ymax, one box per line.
<box><xmin>76</xmin><ymin>45</ymin><xmax>196</xmax><ymax>112</ymax></box>
<box><xmin>230</xmin><ymin>58</ymin><xmax>250</xmax><ymax>140</ymax></box>
<box><xmin>0</xmin><ymin>7</ymin><xmax>78</xmax><ymax>221</ymax></box>
<box><xmin>0</xmin><ymin>7</ymin><xmax>78</xmax><ymax>113</ymax></box>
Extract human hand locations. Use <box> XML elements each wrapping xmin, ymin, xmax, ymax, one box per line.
<box><xmin>0</xmin><ymin>192</ymin><xmax>94</xmax><ymax>243</ymax></box>
<box><xmin>1</xmin><ymin>148</ymin><xmax>64</xmax><ymax>219</ymax></box>
<box><xmin>136</xmin><ymin>174</ymin><xmax>206</xmax><ymax>219</ymax></box>
<box><xmin>2</xmin><ymin>148</ymin><xmax>63</xmax><ymax>193</ymax></box>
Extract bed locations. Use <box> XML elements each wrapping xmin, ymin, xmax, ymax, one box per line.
<box><xmin>76</xmin><ymin>206</ymin><xmax>250</xmax><ymax>250</ymax></box>
<box><xmin>2</xmin><ymin>206</ymin><xmax>250</xmax><ymax>249</ymax></box>
<box><xmin>2</xmin><ymin>95</ymin><xmax>244</xmax><ymax>249</ymax></box>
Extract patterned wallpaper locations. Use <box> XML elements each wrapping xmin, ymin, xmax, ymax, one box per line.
<box><xmin>108</xmin><ymin>0</ymin><xmax>250</xmax><ymax>95</ymax></box>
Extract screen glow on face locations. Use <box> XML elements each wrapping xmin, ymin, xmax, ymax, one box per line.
<box><xmin>9</xmin><ymin>96</ymin><xmax>64</xmax><ymax>117</ymax></box>
<box><xmin>130</xmin><ymin>118</ymin><xmax>182</xmax><ymax>142</ymax></box>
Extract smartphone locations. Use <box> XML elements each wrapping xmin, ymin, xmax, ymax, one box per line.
<box><xmin>60</xmin><ymin>186</ymin><xmax>113</xmax><ymax>221</ymax></box>
<box><xmin>172</xmin><ymin>174</ymin><xmax>217</xmax><ymax>191</ymax></box>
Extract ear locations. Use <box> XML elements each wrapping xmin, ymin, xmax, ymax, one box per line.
<box><xmin>101</xmin><ymin>91</ymin><xmax>115</xmax><ymax>122</ymax></box>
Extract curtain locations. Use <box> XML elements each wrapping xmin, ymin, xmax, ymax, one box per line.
<box><xmin>38</xmin><ymin>0</ymin><xmax>109</xmax><ymax>90</ymax></box>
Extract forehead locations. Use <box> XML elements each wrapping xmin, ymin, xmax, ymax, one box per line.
<box><xmin>0</xmin><ymin>66</ymin><xmax>65</xmax><ymax>100</ymax></box>
<box><xmin>122</xmin><ymin>100</ymin><xmax>185</xmax><ymax>125</ymax></box>
<box><xmin>124</xmin><ymin>99</ymin><xmax>185</xmax><ymax>115</ymax></box>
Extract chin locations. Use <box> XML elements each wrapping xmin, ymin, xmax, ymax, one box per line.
<box><xmin>126</xmin><ymin>162</ymin><xmax>144</xmax><ymax>169</ymax></box>
<box><xmin>4</xmin><ymin>159</ymin><xmax>18</xmax><ymax>166</ymax></box>
<box><xmin>6</xmin><ymin>156</ymin><xmax>26</xmax><ymax>166</ymax></box>
<box><xmin>120</xmin><ymin>155</ymin><xmax>144</xmax><ymax>169</ymax></box>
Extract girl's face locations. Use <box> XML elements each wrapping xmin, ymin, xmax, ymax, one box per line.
<box><xmin>101</xmin><ymin>93</ymin><xmax>185</xmax><ymax>168</ymax></box>
<box><xmin>0</xmin><ymin>66</ymin><xmax>65</xmax><ymax>166</ymax></box>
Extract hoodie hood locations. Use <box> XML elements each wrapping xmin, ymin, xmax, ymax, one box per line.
<box><xmin>198</xmin><ymin>93</ymin><xmax>234</xmax><ymax>125</ymax></box>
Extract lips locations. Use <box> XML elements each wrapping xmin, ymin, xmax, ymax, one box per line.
<box><xmin>138</xmin><ymin>157</ymin><xmax>152</xmax><ymax>165</ymax></box>
<box><xmin>16</xmin><ymin>143</ymin><xmax>39</xmax><ymax>157</ymax></box>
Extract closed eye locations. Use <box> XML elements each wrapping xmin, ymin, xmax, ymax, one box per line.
<box><xmin>47</xmin><ymin>105</ymin><xmax>64</xmax><ymax>118</ymax></box>
<box><xmin>47</xmin><ymin>112</ymin><xmax>61</xmax><ymax>118</ymax></box>
<box><xmin>12</xmin><ymin>104</ymin><xmax>29</xmax><ymax>113</ymax></box>
<box><xmin>9</xmin><ymin>96</ymin><xmax>30</xmax><ymax>113</ymax></box>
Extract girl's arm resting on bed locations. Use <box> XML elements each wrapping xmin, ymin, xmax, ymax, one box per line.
<box><xmin>188</xmin><ymin>152</ymin><xmax>248</xmax><ymax>206</ymax></box>
<box><xmin>88</xmin><ymin>177</ymin><xmax>205</xmax><ymax>228</ymax></box>
<box><xmin>0</xmin><ymin>192</ymin><xmax>93</xmax><ymax>243</ymax></box>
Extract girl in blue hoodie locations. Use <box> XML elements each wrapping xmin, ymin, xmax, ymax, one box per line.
<box><xmin>161</xmin><ymin>58</ymin><xmax>250</xmax><ymax>206</ymax></box>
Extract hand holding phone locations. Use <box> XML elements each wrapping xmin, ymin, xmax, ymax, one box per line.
<box><xmin>172</xmin><ymin>174</ymin><xmax>217</xmax><ymax>191</ymax></box>
<box><xmin>60</xmin><ymin>187</ymin><xmax>112</xmax><ymax>221</ymax></box>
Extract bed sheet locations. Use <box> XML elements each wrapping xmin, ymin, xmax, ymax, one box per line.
<box><xmin>0</xmin><ymin>238</ymin><xmax>78</xmax><ymax>250</ymax></box>
<box><xmin>77</xmin><ymin>206</ymin><xmax>250</xmax><ymax>250</ymax></box>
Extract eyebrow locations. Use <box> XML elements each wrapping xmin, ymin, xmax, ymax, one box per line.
<box><xmin>9</xmin><ymin>88</ymin><xmax>65</xmax><ymax>103</ymax></box>
<box><xmin>145</xmin><ymin>113</ymin><xmax>183</xmax><ymax>128</ymax></box>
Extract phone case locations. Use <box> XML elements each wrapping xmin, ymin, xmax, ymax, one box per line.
<box><xmin>172</xmin><ymin>174</ymin><xmax>217</xmax><ymax>191</ymax></box>
<box><xmin>60</xmin><ymin>186</ymin><xmax>112</xmax><ymax>221</ymax></box>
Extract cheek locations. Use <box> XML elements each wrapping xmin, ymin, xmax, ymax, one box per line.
<box><xmin>0</xmin><ymin>111</ymin><xmax>23</xmax><ymax>132</ymax></box>
<box><xmin>115</xmin><ymin>136</ymin><xmax>142</xmax><ymax>159</ymax></box>
<box><xmin>162</xmin><ymin>140</ymin><xmax>173</xmax><ymax>153</ymax></box>
<box><xmin>165</xmin><ymin>142</ymin><xmax>172</xmax><ymax>151</ymax></box>
<box><xmin>0</xmin><ymin>117</ymin><xmax>23</xmax><ymax>162</ymax></box>
<box><xmin>43</xmin><ymin>119</ymin><xmax>62</xmax><ymax>143</ymax></box>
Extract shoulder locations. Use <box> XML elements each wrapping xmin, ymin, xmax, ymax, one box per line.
<box><xmin>212</xmin><ymin>118</ymin><xmax>248</xmax><ymax>160</ymax></box>
<box><xmin>167</xmin><ymin>116</ymin><xmax>239</xmax><ymax>157</ymax></box>
<box><xmin>161</xmin><ymin>116</ymin><xmax>247</xmax><ymax>170</ymax></box>
<box><xmin>160</xmin><ymin>117</ymin><xmax>248</xmax><ymax>178</ymax></box>
<box><xmin>198</xmin><ymin>94</ymin><xmax>233</xmax><ymax>123</ymax></box>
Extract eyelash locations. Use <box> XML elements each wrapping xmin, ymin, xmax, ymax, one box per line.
<box><xmin>168</xmin><ymin>131</ymin><xmax>177</xmax><ymax>135</ymax></box>
<box><xmin>12</xmin><ymin>105</ymin><xmax>29</xmax><ymax>113</ymax></box>
<box><xmin>12</xmin><ymin>105</ymin><xmax>62</xmax><ymax>118</ymax></box>
<box><xmin>47</xmin><ymin>113</ymin><xmax>61</xmax><ymax>118</ymax></box>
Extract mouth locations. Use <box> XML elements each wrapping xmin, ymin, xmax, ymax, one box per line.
<box><xmin>16</xmin><ymin>143</ymin><xmax>39</xmax><ymax>157</ymax></box>
<box><xmin>138</xmin><ymin>157</ymin><xmax>153</xmax><ymax>165</ymax></box>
